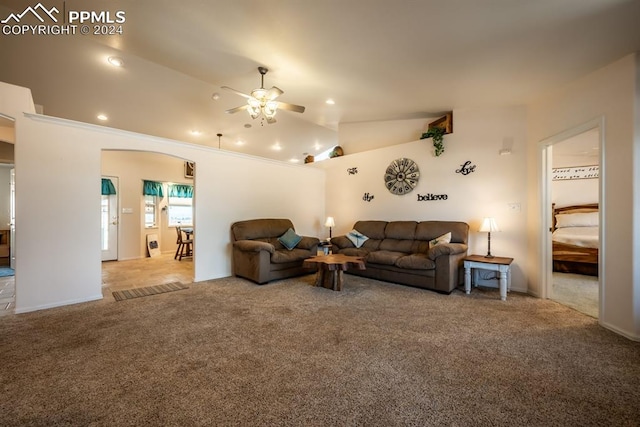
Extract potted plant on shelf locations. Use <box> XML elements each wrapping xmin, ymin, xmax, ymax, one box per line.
<box><xmin>420</xmin><ymin>126</ymin><xmax>446</xmax><ymax>156</ymax></box>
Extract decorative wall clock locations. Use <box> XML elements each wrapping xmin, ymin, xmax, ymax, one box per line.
<box><xmin>384</xmin><ymin>158</ymin><xmax>420</xmax><ymax>195</ymax></box>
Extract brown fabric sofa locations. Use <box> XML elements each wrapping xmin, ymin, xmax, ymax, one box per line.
<box><xmin>330</xmin><ymin>220</ymin><xmax>469</xmax><ymax>293</ymax></box>
<box><xmin>231</xmin><ymin>218</ymin><xmax>320</xmax><ymax>284</ymax></box>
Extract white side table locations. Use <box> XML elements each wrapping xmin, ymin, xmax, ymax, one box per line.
<box><xmin>463</xmin><ymin>255</ymin><xmax>514</xmax><ymax>301</ymax></box>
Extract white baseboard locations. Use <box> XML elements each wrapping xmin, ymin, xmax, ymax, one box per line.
<box><xmin>116</xmin><ymin>256</ymin><xmax>143</xmax><ymax>261</ymax></box>
<box><xmin>14</xmin><ymin>294</ymin><xmax>103</xmax><ymax>314</ymax></box>
<box><xmin>599</xmin><ymin>320</ymin><xmax>640</xmax><ymax>342</ymax></box>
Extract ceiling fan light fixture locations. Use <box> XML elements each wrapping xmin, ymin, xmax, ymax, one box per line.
<box><xmin>264</xmin><ymin>101</ymin><xmax>278</xmax><ymax>117</ymax></box>
<box><xmin>251</xmin><ymin>88</ymin><xmax>267</xmax><ymax>100</ymax></box>
<box><xmin>222</xmin><ymin>67</ymin><xmax>304</xmax><ymax>124</ymax></box>
<box><xmin>247</xmin><ymin>105</ymin><xmax>260</xmax><ymax>119</ymax></box>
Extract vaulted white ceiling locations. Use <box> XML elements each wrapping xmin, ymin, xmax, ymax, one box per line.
<box><xmin>1</xmin><ymin>0</ymin><xmax>639</xmax><ymax>162</ymax></box>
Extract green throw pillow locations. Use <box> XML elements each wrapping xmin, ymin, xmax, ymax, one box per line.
<box><xmin>278</xmin><ymin>228</ymin><xmax>302</xmax><ymax>250</ymax></box>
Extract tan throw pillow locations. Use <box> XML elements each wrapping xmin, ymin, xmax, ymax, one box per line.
<box><xmin>429</xmin><ymin>232</ymin><xmax>451</xmax><ymax>249</ymax></box>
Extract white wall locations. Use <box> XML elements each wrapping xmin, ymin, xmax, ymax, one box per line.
<box><xmin>12</xmin><ymin>108</ymin><xmax>325</xmax><ymax>313</ymax></box>
<box><xmin>339</xmin><ymin>117</ymin><xmax>441</xmax><ymax>154</ymax></box>
<box><xmin>552</xmin><ymin>177</ymin><xmax>599</xmax><ymax>207</ymax></box>
<box><xmin>0</xmin><ymin>165</ymin><xmax>11</xmax><ymax>231</ymax></box>
<box><xmin>0</xmin><ymin>126</ymin><xmax>14</xmax><ymax>144</ymax></box>
<box><xmin>102</xmin><ymin>151</ymin><xmax>194</xmax><ymax>260</ymax></box>
<box><xmin>315</xmin><ymin>107</ymin><xmax>529</xmax><ymax>291</ymax></box>
<box><xmin>526</xmin><ymin>53</ymin><xmax>640</xmax><ymax>340</ymax></box>
<box><xmin>0</xmin><ymin>82</ymin><xmax>35</xmax><ymax>119</ymax></box>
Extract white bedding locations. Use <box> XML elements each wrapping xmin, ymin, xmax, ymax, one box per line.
<box><xmin>552</xmin><ymin>226</ymin><xmax>599</xmax><ymax>249</ymax></box>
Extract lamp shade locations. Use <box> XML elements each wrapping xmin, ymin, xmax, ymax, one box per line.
<box><xmin>479</xmin><ymin>217</ymin><xmax>499</xmax><ymax>233</ymax></box>
<box><xmin>325</xmin><ymin>217</ymin><xmax>335</xmax><ymax>227</ymax></box>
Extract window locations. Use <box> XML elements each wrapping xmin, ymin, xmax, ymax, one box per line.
<box><xmin>314</xmin><ymin>145</ymin><xmax>337</xmax><ymax>162</ymax></box>
<box><xmin>144</xmin><ymin>195</ymin><xmax>158</xmax><ymax>228</ymax></box>
<box><xmin>167</xmin><ymin>184</ymin><xmax>193</xmax><ymax>227</ymax></box>
<box><xmin>168</xmin><ymin>196</ymin><xmax>192</xmax><ymax>226</ymax></box>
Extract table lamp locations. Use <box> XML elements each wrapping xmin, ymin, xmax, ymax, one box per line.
<box><xmin>325</xmin><ymin>216</ymin><xmax>335</xmax><ymax>239</ymax></box>
<box><xmin>479</xmin><ymin>217</ymin><xmax>499</xmax><ymax>258</ymax></box>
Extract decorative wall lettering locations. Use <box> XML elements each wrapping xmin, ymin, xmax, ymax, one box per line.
<box><xmin>456</xmin><ymin>160</ymin><xmax>476</xmax><ymax>175</ymax></box>
<box><xmin>363</xmin><ymin>193</ymin><xmax>374</xmax><ymax>202</ymax></box>
<box><xmin>552</xmin><ymin>165</ymin><xmax>599</xmax><ymax>180</ymax></box>
<box><xmin>347</xmin><ymin>167</ymin><xmax>358</xmax><ymax>175</ymax></box>
<box><xmin>417</xmin><ymin>193</ymin><xmax>448</xmax><ymax>201</ymax></box>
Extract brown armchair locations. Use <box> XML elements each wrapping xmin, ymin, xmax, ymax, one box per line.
<box><xmin>231</xmin><ymin>219</ymin><xmax>319</xmax><ymax>284</ymax></box>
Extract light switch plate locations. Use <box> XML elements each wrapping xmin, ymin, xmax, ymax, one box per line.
<box><xmin>508</xmin><ymin>203</ymin><xmax>521</xmax><ymax>212</ymax></box>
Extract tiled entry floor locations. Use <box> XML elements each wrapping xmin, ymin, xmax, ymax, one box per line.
<box><xmin>0</xmin><ymin>276</ymin><xmax>15</xmax><ymax>316</ymax></box>
<box><xmin>0</xmin><ymin>254</ymin><xmax>194</xmax><ymax>316</ymax></box>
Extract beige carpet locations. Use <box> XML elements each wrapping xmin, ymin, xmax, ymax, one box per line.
<box><xmin>1</xmin><ymin>274</ymin><xmax>638</xmax><ymax>426</ymax></box>
<box><xmin>552</xmin><ymin>272</ymin><xmax>599</xmax><ymax>318</ymax></box>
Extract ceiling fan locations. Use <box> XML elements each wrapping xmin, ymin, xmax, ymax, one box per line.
<box><xmin>222</xmin><ymin>67</ymin><xmax>305</xmax><ymax>124</ymax></box>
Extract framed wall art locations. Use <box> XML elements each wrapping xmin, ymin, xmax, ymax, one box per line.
<box><xmin>184</xmin><ymin>161</ymin><xmax>195</xmax><ymax>179</ymax></box>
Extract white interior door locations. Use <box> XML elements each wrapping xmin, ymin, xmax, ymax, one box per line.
<box><xmin>101</xmin><ymin>176</ymin><xmax>119</xmax><ymax>261</ymax></box>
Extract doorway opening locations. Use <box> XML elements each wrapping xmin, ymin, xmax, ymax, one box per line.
<box><xmin>0</xmin><ymin>114</ymin><xmax>15</xmax><ymax>315</ymax></box>
<box><xmin>100</xmin><ymin>150</ymin><xmax>195</xmax><ymax>294</ymax></box>
<box><xmin>101</xmin><ymin>176</ymin><xmax>119</xmax><ymax>261</ymax></box>
<box><xmin>540</xmin><ymin>119</ymin><xmax>604</xmax><ymax>319</ymax></box>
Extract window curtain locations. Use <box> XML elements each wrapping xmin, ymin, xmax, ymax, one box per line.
<box><xmin>169</xmin><ymin>184</ymin><xmax>193</xmax><ymax>198</ymax></box>
<box><xmin>143</xmin><ymin>180</ymin><xmax>164</xmax><ymax>197</ymax></box>
<box><xmin>101</xmin><ymin>178</ymin><xmax>116</xmax><ymax>195</ymax></box>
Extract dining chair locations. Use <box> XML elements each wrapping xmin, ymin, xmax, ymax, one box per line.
<box><xmin>174</xmin><ymin>226</ymin><xmax>193</xmax><ymax>260</ymax></box>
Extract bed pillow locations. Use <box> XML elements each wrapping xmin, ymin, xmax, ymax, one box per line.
<box><xmin>429</xmin><ymin>232</ymin><xmax>451</xmax><ymax>249</ymax></box>
<box><xmin>555</xmin><ymin>212</ymin><xmax>598</xmax><ymax>228</ymax></box>
<box><xmin>346</xmin><ymin>229</ymin><xmax>369</xmax><ymax>248</ymax></box>
<box><xmin>278</xmin><ymin>228</ymin><xmax>302</xmax><ymax>250</ymax></box>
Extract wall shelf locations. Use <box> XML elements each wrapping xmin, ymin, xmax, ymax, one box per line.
<box><xmin>428</xmin><ymin>112</ymin><xmax>453</xmax><ymax>134</ymax></box>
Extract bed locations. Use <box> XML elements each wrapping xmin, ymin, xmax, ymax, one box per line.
<box><xmin>552</xmin><ymin>203</ymin><xmax>599</xmax><ymax>276</ymax></box>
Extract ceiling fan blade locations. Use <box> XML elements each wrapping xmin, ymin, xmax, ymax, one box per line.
<box><xmin>225</xmin><ymin>104</ymin><xmax>249</xmax><ymax>114</ymax></box>
<box><xmin>221</xmin><ymin>86</ymin><xmax>253</xmax><ymax>100</ymax></box>
<box><xmin>266</xmin><ymin>86</ymin><xmax>284</xmax><ymax>100</ymax></box>
<box><xmin>277</xmin><ymin>101</ymin><xmax>306</xmax><ymax>113</ymax></box>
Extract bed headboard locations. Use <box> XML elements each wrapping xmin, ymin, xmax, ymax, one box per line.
<box><xmin>552</xmin><ymin>203</ymin><xmax>599</xmax><ymax>232</ymax></box>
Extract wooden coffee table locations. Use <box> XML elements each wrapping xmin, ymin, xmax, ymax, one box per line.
<box><xmin>303</xmin><ymin>254</ymin><xmax>366</xmax><ymax>291</ymax></box>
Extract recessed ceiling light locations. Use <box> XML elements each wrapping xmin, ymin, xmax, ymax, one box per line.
<box><xmin>211</xmin><ymin>93</ymin><xmax>220</xmax><ymax>101</ymax></box>
<box><xmin>272</xmin><ymin>143</ymin><xmax>282</xmax><ymax>151</ymax></box>
<box><xmin>97</xmin><ymin>114</ymin><xmax>108</xmax><ymax>121</ymax></box>
<box><xmin>236</xmin><ymin>140</ymin><xmax>245</xmax><ymax>146</ymax></box>
<box><xmin>326</xmin><ymin>99</ymin><xmax>335</xmax><ymax>105</ymax></box>
<box><xmin>314</xmin><ymin>143</ymin><xmax>321</xmax><ymax>151</ymax></box>
<box><xmin>189</xmin><ymin>130</ymin><xmax>202</xmax><ymax>136</ymax></box>
<box><xmin>107</xmin><ymin>56</ymin><xmax>124</xmax><ymax>67</ymax></box>
<box><xmin>289</xmin><ymin>158</ymin><xmax>300</xmax><ymax>163</ymax></box>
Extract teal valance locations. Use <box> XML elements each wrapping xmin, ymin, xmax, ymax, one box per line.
<box><xmin>101</xmin><ymin>178</ymin><xmax>116</xmax><ymax>195</ymax></box>
<box><xmin>169</xmin><ymin>184</ymin><xmax>193</xmax><ymax>198</ymax></box>
<box><xmin>143</xmin><ymin>180</ymin><xmax>164</xmax><ymax>197</ymax></box>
